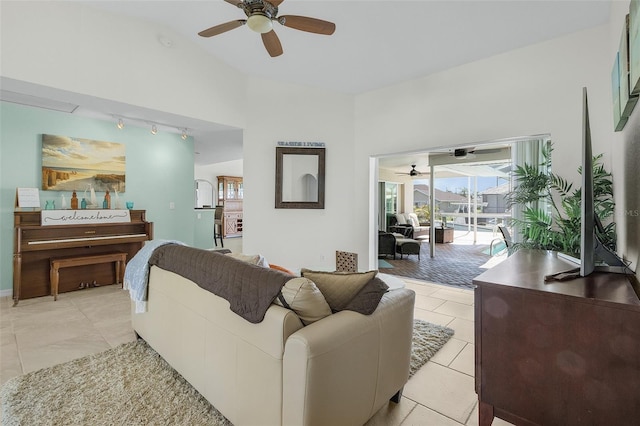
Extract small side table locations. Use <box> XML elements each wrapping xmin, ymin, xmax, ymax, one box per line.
<box><xmin>435</xmin><ymin>227</ymin><xmax>454</xmax><ymax>243</ymax></box>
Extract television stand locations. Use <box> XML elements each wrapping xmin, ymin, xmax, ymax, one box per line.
<box><xmin>474</xmin><ymin>249</ymin><xmax>640</xmax><ymax>426</ymax></box>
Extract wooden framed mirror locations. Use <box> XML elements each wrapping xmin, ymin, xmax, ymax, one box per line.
<box><xmin>275</xmin><ymin>147</ymin><xmax>325</xmax><ymax>209</ymax></box>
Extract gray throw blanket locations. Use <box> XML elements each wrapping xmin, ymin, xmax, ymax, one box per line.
<box><xmin>149</xmin><ymin>244</ymin><xmax>291</xmax><ymax>323</ymax></box>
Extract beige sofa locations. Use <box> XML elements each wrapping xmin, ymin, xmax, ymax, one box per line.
<box><xmin>132</xmin><ymin>264</ymin><xmax>415</xmax><ymax>426</ymax></box>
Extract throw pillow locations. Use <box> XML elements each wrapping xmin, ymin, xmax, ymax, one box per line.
<box><xmin>342</xmin><ymin>277</ymin><xmax>389</xmax><ymax>315</ymax></box>
<box><xmin>275</xmin><ymin>277</ymin><xmax>332</xmax><ymax>325</ymax></box>
<box><xmin>300</xmin><ymin>269</ymin><xmax>377</xmax><ymax>312</ymax></box>
<box><xmin>269</xmin><ymin>264</ymin><xmax>296</xmax><ymax>275</ymax></box>
<box><xmin>408</xmin><ymin>213</ymin><xmax>421</xmax><ymax>228</ymax></box>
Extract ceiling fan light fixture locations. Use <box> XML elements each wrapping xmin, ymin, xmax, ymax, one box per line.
<box><xmin>247</xmin><ymin>14</ymin><xmax>272</xmax><ymax>33</ymax></box>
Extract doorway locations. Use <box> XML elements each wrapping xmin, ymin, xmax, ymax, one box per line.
<box><xmin>374</xmin><ymin>136</ymin><xmax>550</xmax><ymax>288</ymax></box>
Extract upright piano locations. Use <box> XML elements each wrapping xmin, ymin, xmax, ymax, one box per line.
<box><xmin>13</xmin><ymin>210</ymin><xmax>153</xmax><ymax>305</ymax></box>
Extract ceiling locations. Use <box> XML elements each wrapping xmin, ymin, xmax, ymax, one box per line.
<box><xmin>378</xmin><ymin>143</ymin><xmax>514</xmax><ymax>176</ymax></box>
<box><xmin>2</xmin><ymin>1</ymin><xmax>611</xmax><ymax>165</ymax></box>
<box><xmin>83</xmin><ymin>0</ymin><xmax>610</xmax><ymax>94</ymax></box>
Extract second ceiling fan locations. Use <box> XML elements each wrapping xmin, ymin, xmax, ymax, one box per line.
<box><xmin>198</xmin><ymin>0</ymin><xmax>336</xmax><ymax>57</ymax></box>
<box><xmin>396</xmin><ymin>165</ymin><xmax>425</xmax><ymax>177</ymax></box>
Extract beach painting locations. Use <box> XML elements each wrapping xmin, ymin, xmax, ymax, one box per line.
<box><xmin>42</xmin><ymin>134</ymin><xmax>126</xmax><ymax>192</ymax></box>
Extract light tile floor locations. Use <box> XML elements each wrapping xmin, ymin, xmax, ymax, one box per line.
<box><xmin>0</xmin><ymin>271</ymin><xmax>511</xmax><ymax>426</ymax></box>
<box><xmin>365</xmin><ymin>279</ymin><xmax>511</xmax><ymax>426</ymax></box>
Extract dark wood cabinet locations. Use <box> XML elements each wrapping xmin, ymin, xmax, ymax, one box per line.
<box><xmin>473</xmin><ymin>250</ymin><xmax>640</xmax><ymax>426</ymax></box>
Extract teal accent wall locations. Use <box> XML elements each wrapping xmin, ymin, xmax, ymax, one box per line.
<box><xmin>0</xmin><ymin>102</ymin><xmax>196</xmax><ymax>294</ymax></box>
<box><xmin>193</xmin><ymin>209</ymin><xmax>215</xmax><ymax>250</ymax></box>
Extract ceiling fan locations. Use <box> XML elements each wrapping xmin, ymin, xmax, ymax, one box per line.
<box><xmin>198</xmin><ymin>0</ymin><xmax>336</xmax><ymax>57</ymax></box>
<box><xmin>396</xmin><ymin>165</ymin><xmax>424</xmax><ymax>177</ymax></box>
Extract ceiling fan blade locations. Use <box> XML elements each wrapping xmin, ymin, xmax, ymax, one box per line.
<box><xmin>224</xmin><ymin>0</ymin><xmax>244</xmax><ymax>7</ymax></box>
<box><xmin>279</xmin><ymin>15</ymin><xmax>336</xmax><ymax>35</ymax></box>
<box><xmin>270</xmin><ymin>0</ymin><xmax>285</xmax><ymax>6</ymax></box>
<box><xmin>198</xmin><ymin>20</ymin><xmax>246</xmax><ymax>37</ymax></box>
<box><xmin>262</xmin><ymin>30</ymin><xmax>283</xmax><ymax>57</ymax></box>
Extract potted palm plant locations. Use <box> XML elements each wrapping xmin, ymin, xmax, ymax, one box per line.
<box><xmin>506</xmin><ymin>143</ymin><xmax>616</xmax><ymax>255</ymax></box>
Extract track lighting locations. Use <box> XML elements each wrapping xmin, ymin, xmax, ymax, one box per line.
<box><xmin>112</xmin><ymin>114</ymin><xmax>189</xmax><ymax>139</ymax></box>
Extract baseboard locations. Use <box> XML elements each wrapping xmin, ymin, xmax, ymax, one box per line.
<box><xmin>0</xmin><ymin>288</ymin><xmax>13</xmax><ymax>298</ymax></box>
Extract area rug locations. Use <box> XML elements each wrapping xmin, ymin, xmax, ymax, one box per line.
<box><xmin>385</xmin><ymin>241</ymin><xmax>491</xmax><ymax>289</ymax></box>
<box><xmin>410</xmin><ymin>319</ymin><xmax>455</xmax><ymax>378</ymax></box>
<box><xmin>0</xmin><ymin>319</ymin><xmax>453</xmax><ymax>425</ymax></box>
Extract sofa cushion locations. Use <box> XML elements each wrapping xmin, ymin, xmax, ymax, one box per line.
<box><xmin>275</xmin><ymin>277</ymin><xmax>332</xmax><ymax>325</ymax></box>
<box><xmin>300</xmin><ymin>269</ymin><xmax>377</xmax><ymax>312</ymax></box>
<box><xmin>394</xmin><ymin>213</ymin><xmax>408</xmax><ymax>225</ymax></box>
<box><xmin>408</xmin><ymin>213</ymin><xmax>421</xmax><ymax>228</ymax></box>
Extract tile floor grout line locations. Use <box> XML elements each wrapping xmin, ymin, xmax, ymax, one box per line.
<box><xmin>401</xmin><ymin>394</ymin><xmax>469</xmax><ymax>425</ymax></box>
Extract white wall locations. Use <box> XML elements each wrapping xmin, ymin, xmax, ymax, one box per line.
<box><xmin>0</xmin><ymin>1</ymin><xmax>247</xmax><ymax>129</ymax></box>
<box><xmin>3</xmin><ymin>1</ymin><xmax>636</xmax><ymax>275</ymax></box>
<box><xmin>242</xmin><ymin>77</ymin><xmax>355</xmax><ymax>271</ymax></box>
<box><xmin>355</xmin><ymin>25</ymin><xmax>616</xmax><ymax>269</ymax></box>
<box><xmin>195</xmin><ymin>159</ymin><xmax>244</xmax><ymax>187</ymax></box>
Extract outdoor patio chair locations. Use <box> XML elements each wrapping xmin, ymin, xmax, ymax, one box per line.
<box><xmin>378</xmin><ymin>232</ymin><xmax>396</xmax><ymax>259</ymax></box>
<box><xmin>489</xmin><ymin>225</ymin><xmax>512</xmax><ymax>256</ymax></box>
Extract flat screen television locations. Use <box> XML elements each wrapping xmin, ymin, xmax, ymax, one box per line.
<box><xmin>554</xmin><ymin>87</ymin><xmax>628</xmax><ymax>278</ymax></box>
<box><xmin>581</xmin><ymin>86</ymin><xmax>596</xmax><ymax>276</ymax></box>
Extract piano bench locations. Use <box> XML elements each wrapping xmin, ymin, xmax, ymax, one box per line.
<box><xmin>49</xmin><ymin>252</ymin><xmax>127</xmax><ymax>301</ymax></box>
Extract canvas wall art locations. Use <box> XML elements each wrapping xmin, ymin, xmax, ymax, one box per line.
<box><xmin>630</xmin><ymin>0</ymin><xmax>640</xmax><ymax>94</ymax></box>
<box><xmin>612</xmin><ymin>13</ymin><xmax>639</xmax><ymax>131</ymax></box>
<box><xmin>612</xmin><ymin>51</ymin><xmax>626</xmax><ymax>131</ymax></box>
<box><xmin>619</xmin><ymin>15</ymin><xmax>638</xmax><ymax>119</ymax></box>
<box><xmin>42</xmin><ymin>134</ymin><xmax>126</xmax><ymax>192</ymax></box>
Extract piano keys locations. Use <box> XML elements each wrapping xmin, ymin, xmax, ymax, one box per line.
<box><xmin>13</xmin><ymin>210</ymin><xmax>153</xmax><ymax>305</ymax></box>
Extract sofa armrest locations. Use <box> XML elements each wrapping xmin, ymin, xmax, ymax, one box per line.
<box><xmin>282</xmin><ymin>288</ymin><xmax>415</xmax><ymax>426</ymax></box>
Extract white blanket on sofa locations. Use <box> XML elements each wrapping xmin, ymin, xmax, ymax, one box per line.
<box><xmin>124</xmin><ymin>239</ymin><xmax>185</xmax><ymax>313</ymax></box>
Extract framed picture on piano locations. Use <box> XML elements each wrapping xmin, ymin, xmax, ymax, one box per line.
<box><xmin>16</xmin><ymin>187</ymin><xmax>40</xmax><ymax>208</ymax></box>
